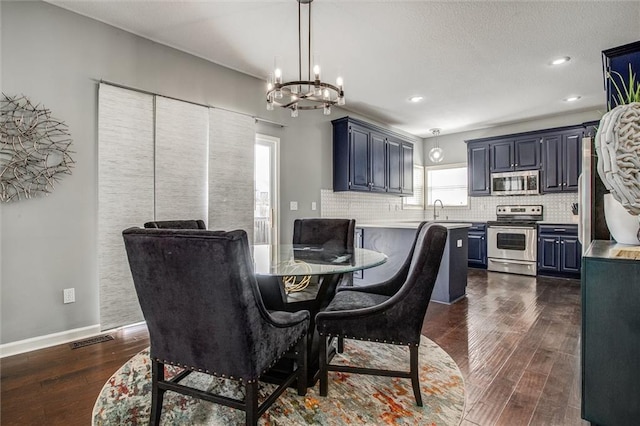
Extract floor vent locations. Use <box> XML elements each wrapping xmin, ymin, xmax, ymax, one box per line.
<box><xmin>69</xmin><ymin>334</ymin><xmax>114</xmax><ymax>349</ymax></box>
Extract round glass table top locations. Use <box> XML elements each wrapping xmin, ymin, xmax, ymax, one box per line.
<box><xmin>253</xmin><ymin>244</ymin><xmax>387</xmax><ymax>277</ymax></box>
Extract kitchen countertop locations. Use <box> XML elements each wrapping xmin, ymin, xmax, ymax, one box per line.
<box><xmin>357</xmin><ymin>221</ymin><xmax>472</xmax><ymax>230</ymax></box>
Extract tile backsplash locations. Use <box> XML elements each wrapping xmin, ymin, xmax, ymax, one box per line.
<box><xmin>321</xmin><ymin>189</ymin><xmax>579</xmax><ymax>224</ymax></box>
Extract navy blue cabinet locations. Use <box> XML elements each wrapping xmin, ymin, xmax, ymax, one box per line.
<box><xmin>541</xmin><ymin>129</ymin><xmax>583</xmax><ymax>193</ymax></box>
<box><xmin>537</xmin><ymin>224</ymin><xmax>581</xmax><ymax>276</ymax></box>
<box><xmin>467</xmin><ymin>223</ymin><xmax>487</xmax><ymax>268</ymax></box>
<box><xmin>582</xmin><ymin>241</ymin><xmax>640</xmax><ymax>426</ymax></box>
<box><xmin>333</xmin><ymin>117</ymin><xmax>413</xmax><ymax>196</ymax></box>
<box><xmin>467</xmin><ymin>142</ymin><xmax>490</xmax><ymax>196</ymax></box>
<box><xmin>387</xmin><ymin>138</ymin><xmax>402</xmax><ymax>193</ymax></box>
<box><xmin>401</xmin><ymin>143</ymin><xmax>413</xmax><ymax>194</ymax></box>
<box><xmin>602</xmin><ymin>41</ymin><xmax>640</xmax><ymax>109</ymax></box>
<box><xmin>490</xmin><ymin>137</ymin><xmax>540</xmax><ymax>172</ymax></box>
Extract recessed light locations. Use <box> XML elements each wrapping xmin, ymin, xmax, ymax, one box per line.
<box><xmin>551</xmin><ymin>56</ymin><xmax>571</xmax><ymax>66</ymax></box>
<box><xmin>564</xmin><ymin>96</ymin><xmax>582</xmax><ymax>102</ymax></box>
<box><xmin>408</xmin><ymin>96</ymin><xmax>424</xmax><ymax>103</ymax></box>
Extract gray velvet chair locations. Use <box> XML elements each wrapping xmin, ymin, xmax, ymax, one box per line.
<box><xmin>122</xmin><ymin>228</ymin><xmax>309</xmax><ymax>426</ymax></box>
<box><xmin>315</xmin><ymin>223</ymin><xmax>447</xmax><ymax>406</ymax></box>
<box><xmin>143</xmin><ymin>219</ymin><xmax>206</xmax><ymax>229</ymax></box>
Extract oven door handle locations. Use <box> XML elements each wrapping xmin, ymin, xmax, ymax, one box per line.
<box><xmin>488</xmin><ymin>225</ymin><xmax>535</xmax><ymax>230</ymax></box>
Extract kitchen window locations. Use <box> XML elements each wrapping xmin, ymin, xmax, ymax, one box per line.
<box><xmin>403</xmin><ymin>165</ymin><xmax>425</xmax><ymax>209</ymax></box>
<box><xmin>426</xmin><ymin>163</ymin><xmax>468</xmax><ymax>206</ymax></box>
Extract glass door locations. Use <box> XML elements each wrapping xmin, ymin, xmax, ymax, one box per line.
<box><xmin>254</xmin><ymin>134</ymin><xmax>279</xmax><ymax>246</ymax></box>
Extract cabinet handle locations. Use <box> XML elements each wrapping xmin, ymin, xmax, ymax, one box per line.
<box><xmin>553</xmin><ymin>228</ymin><xmax>566</xmax><ymax>232</ymax></box>
<box><xmin>561</xmin><ymin>241</ymin><xmax>565</xmax><ymax>244</ymax></box>
<box><xmin>556</xmin><ymin>241</ymin><xmax>559</xmax><ymax>244</ymax></box>
<box><xmin>515</xmin><ymin>163</ymin><xmax>518</xmax><ymax>167</ymax></box>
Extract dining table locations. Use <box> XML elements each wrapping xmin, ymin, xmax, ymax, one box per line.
<box><xmin>252</xmin><ymin>244</ymin><xmax>387</xmax><ymax>386</ymax></box>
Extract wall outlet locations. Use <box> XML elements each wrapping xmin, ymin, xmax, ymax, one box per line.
<box><xmin>63</xmin><ymin>288</ymin><xmax>75</xmax><ymax>304</ymax></box>
<box><xmin>311</xmin><ymin>201</ymin><xmax>317</xmax><ymax>211</ymax></box>
<box><xmin>290</xmin><ymin>201</ymin><xmax>298</xmax><ymax>211</ymax></box>
<box><xmin>457</xmin><ymin>239</ymin><xmax>463</xmax><ymax>248</ymax></box>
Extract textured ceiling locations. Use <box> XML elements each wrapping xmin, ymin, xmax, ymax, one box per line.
<box><xmin>47</xmin><ymin>0</ymin><xmax>640</xmax><ymax>138</ymax></box>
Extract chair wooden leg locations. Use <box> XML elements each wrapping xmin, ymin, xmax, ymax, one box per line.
<box><xmin>319</xmin><ymin>335</ymin><xmax>328</xmax><ymax>397</ymax></box>
<box><xmin>245</xmin><ymin>381</ymin><xmax>259</xmax><ymax>426</ymax></box>
<box><xmin>297</xmin><ymin>337</ymin><xmax>308</xmax><ymax>396</ymax></box>
<box><xmin>337</xmin><ymin>336</ymin><xmax>344</xmax><ymax>353</ymax></box>
<box><xmin>150</xmin><ymin>360</ymin><xmax>166</xmax><ymax>426</ymax></box>
<box><xmin>410</xmin><ymin>345</ymin><xmax>423</xmax><ymax>407</ymax></box>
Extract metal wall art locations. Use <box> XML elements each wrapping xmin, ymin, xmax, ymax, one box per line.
<box><xmin>0</xmin><ymin>94</ymin><xmax>74</xmax><ymax>202</ymax></box>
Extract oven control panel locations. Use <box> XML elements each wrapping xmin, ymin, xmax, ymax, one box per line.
<box><xmin>496</xmin><ymin>205</ymin><xmax>543</xmax><ymax>216</ymax></box>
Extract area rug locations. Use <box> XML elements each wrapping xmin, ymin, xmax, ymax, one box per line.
<box><xmin>92</xmin><ymin>336</ymin><xmax>464</xmax><ymax>425</ymax></box>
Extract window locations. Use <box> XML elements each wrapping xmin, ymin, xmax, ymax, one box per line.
<box><xmin>426</xmin><ymin>163</ymin><xmax>468</xmax><ymax>206</ymax></box>
<box><xmin>403</xmin><ymin>165</ymin><xmax>425</xmax><ymax>209</ymax></box>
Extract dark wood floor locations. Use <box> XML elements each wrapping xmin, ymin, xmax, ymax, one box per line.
<box><xmin>1</xmin><ymin>269</ymin><xmax>587</xmax><ymax>425</ymax></box>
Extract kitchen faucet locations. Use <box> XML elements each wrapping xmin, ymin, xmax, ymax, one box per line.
<box><xmin>433</xmin><ymin>199</ymin><xmax>444</xmax><ymax>221</ymax></box>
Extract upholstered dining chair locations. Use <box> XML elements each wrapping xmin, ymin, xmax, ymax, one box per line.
<box><xmin>257</xmin><ymin>218</ymin><xmax>356</xmax><ymax>311</ymax></box>
<box><xmin>122</xmin><ymin>228</ymin><xmax>309</xmax><ymax>426</ymax></box>
<box><xmin>143</xmin><ymin>219</ymin><xmax>206</xmax><ymax>229</ymax></box>
<box><xmin>315</xmin><ymin>223</ymin><xmax>448</xmax><ymax>407</ymax></box>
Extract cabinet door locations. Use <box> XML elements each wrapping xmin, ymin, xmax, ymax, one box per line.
<box><xmin>468</xmin><ymin>143</ymin><xmax>490</xmax><ymax>195</ymax></box>
<box><xmin>541</xmin><ymin>134</ymin><xmax>563</xmax><ymax>193</ymax></box>
<box><xmin>514</xmin><ymin>137</ymin><xmax>540</xmax><ymax>170</ymax></box>
<box><xmin>563</xmin><ymin>131</ymin><xmax>582</xmax><ymax>191</ymax></box>
<box><xmin>560</xmin><ymin>237</ymin><xmax>581</xmax><ymax>273</ymax></box>
<box><xmin>538</xmin><ymin>236</ymin><xmax>560</xmax><ymax>272</ymax></box>
<box><xmin>401</xmin><ymin>143</ymin><xmax>414</xmax><ymax>194</ymax></box>
<box><xmin>468</xmin><ymin>233</ymin><xmax>486</xmax><ymax>267</ymax></box>
<box><xmin>491</xmin><ymin>141</ymin><xmax>514</xmax><ymax>172</ymax></box>
<box><xmin>349</xmin><ymin>125</ymin><xmax>370</xmax><ymax>191</ymax></box>
<box><xmin>370</xmin><ymin>131</ymin><xmax>387</xmax><ymax>192</ymax></box>
<box><xmin>387</xmin><ymin>138</ymin><xmax>402</xmax><ymax>193</ymax></box>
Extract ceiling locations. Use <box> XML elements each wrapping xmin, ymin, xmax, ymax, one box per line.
<box><xmin>47</xmin><ymin>0</ymin><xmax>640</xmax><ymax>138</ymax></box>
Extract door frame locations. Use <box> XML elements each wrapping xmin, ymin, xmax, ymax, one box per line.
<box><xmin>255</xmin><ymin>133</ymin><xmax>280</xmax><ymax>246</ymax></box>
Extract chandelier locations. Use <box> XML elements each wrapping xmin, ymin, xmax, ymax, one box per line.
<box><xmin>429</xmin><ymin>128</ymin><xmax>444</xmax><ymax>163</ymax></box>
<box><xmin>266</xmin><ymin>0</ymin><xmax>344</xmax><ymax>117</ymax></box>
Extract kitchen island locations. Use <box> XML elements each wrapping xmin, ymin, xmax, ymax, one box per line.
<box><xmin>356</xmin><ymin>222</ymin><xmax>471</xmax><ymax>303</ymax></box>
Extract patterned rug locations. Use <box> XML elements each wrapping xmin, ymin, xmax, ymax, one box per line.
<box><xmin>92</xmin><ymin>336</ymin><xmax>464</xmax><ymax>425</ymax></box>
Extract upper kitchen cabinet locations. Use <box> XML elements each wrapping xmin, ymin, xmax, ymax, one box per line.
<box><xmin>490</xmin><ymin>136</ymin><xmax>540</xmax><ymax>172</ymax></box>
<box><xmin>467</xmin><ymin>123</ymin><xmax>589</xmax><ymax>196</ymax></box>
<box><xmin>602</xmin><ymin>41</ymin><xmax>640</xmax><ymax>108</ymax></box>
<box><xmin>541</xmin><ymin>129</ymin><xmax>583</xmax><ymax>193</ymax></box>
<box><xmin>467</xmin><ymin>142</ymin><xmax>490</xmax><ymax>196</ymax></box>
<box><xmin>333</xmin><ymin>117</ymin><xmax>414</xmax><ymax>196</ymax></box>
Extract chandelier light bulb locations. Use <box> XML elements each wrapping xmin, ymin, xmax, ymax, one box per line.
<box><xmin>323</xmin><ymin>104</ymin><xmax>331</xmax><ymax>115</ymax></box>
<box><xmin>313</xmin><ymin>65</ymin><xmax>321</xmax><ymax>80</ymax></box>
<box><xmin>274</xmin><ymin>68</ymin><xmax>282</xmax><ymax>83</ymax></box>
<box><xmin>336</xmin><ymin>77</ymin><xmax>343</xmax><ymax>89</ymax></box>
<box><xmin>291</xmin><ymin>104</ymin><xmax>299</xmax><ymax>118</ymax></box>
<box><xmin>337</xmin><ymin>95</ymin><xmax>345</xmax><ymax>106</ymax></box>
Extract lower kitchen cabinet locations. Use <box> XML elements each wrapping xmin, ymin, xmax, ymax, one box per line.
<box><xmin>468</xmin><ymin>223</ymin><xmax>487</xmax><ymax>268</ymax></box>
<box><xmin>582</xmin><ymin>241</ymin><xmax>640</xmax><ymax>426</ymax></box>
<box><xmin>537</xmin><ymin>224</ymin><xmax>581</xmax><ymax>277</ymax></box>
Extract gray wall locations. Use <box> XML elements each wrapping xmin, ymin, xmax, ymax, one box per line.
<box><xmin>0</xmin><ymin>1</ymin><xmax>421</xmax><ymax>344</ymax></box>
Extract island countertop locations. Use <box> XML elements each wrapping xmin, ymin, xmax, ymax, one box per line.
<box><xmin>357</xmin><ymin>221</ymin><xmax>472</xmax><ymax>230</ymax></box>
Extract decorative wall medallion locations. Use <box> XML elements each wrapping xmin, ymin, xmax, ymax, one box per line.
<box><xmin>0</xmin><ymin>94</ymin><xmax>75</xmax><ymax>202</ymax></box>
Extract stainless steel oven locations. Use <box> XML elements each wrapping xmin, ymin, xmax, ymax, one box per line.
<box><xmin>487</xmin><ymin>205</ymin><xmax>543</xmax><ymax>276</ymax></box>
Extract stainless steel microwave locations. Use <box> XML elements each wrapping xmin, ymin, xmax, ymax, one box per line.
<box><xmin>491</xmin><ymin>170</ymin><xmax>539</xmax><ymax>196</ymax></box>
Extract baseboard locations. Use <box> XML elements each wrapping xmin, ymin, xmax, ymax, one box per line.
<box><xmin>0</xmin><ymin>324</ymin><xmax>101</xmax><ymax>358</ymax></box>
